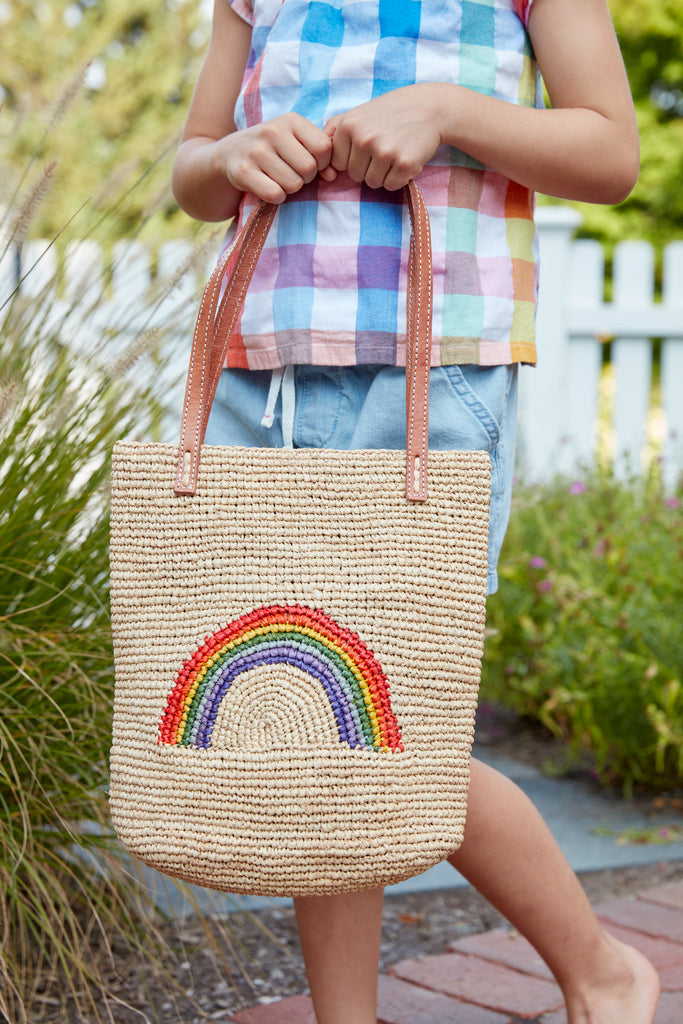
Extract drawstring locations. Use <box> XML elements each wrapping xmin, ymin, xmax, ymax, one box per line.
<box><xmin>261</xmin><ymin>365</ymin><xmax>295</xmax><ymax>448</ymax></box>
<box><xmin>260</xmin><ymin>367</ymin><xmax>283</xmax><ymax>428</ymax></box>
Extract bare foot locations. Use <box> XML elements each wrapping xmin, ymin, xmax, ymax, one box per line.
<box><xmin>566</xmin><ymin>934</ymin><xmax>660</xmax><ymax>1024</ymax></box>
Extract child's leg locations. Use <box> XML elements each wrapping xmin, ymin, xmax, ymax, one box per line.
<box><xmin>295</xmin><ymin>757</ymin><xmax>659</xmax><ymax>1024</ymax></box>
<box><xmin>294</xmin><ymin>887</ymin><xmax>383</xmax><ymax>1024</ymax></box>
<box><xmin>448</xmin><ymin>757</ymin><xmax>660</xmax><ymax>1024</ymax></box>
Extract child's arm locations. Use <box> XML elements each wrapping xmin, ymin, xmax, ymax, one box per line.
<box><xmin>171</xmin><ymin>0</ymin><xmax>334</xmax><ymax>221</ymax></box>
<box><xmin>325</xmin><ymin>0</ymin><xmax>639</xmax><ymax>204</ymax></box>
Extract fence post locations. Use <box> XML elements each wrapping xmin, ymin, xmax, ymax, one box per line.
<box><xmin>566</xmin><ymin>238</ymin><xmax>604</xmax><ymax>476</ymax></box>
<box><xmin>18</xmin><ymin>240</ymin><xmax>58</xmax><ymax>297</ymax></box>
<box><xmin>517</xmin><ymin>206</ymin><xmax>582</xmax><ymax>482</ymax></box>
<box><xmin>0</xmin><ymin>249</ymin><xmax>17</xmax><ymax>304</ymax></box>
<box><xmin>662</xmin><ymin>242</ymin><xmax>683</xmax><ymax>491</ymax></box>
<box><xmin>612</xmin><ymin>241</ymin><xmax>654</xmax><ymax>480</ymax></box>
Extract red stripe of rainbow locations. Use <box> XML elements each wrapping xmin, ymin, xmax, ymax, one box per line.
<box><xmin>157</xmin><ymin>604</ymin><xmax>403</xmax><ymax>752</ymax></box>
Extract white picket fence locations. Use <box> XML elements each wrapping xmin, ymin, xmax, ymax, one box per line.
<box><xmin>2</xmin><ymin>210</ymin><xmax>682</xmax><ymax>488</ymax></box>
<box><xmin>523</xmin><ymin>208</ymin><xmax>683</xmax><ymax>490</ymax></box>
<box><xmin>0</xmin><ymin>232</ymin><xmax>210</xmax><ymax>429</ymax></box>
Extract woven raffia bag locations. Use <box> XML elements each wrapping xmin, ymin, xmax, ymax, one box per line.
<box><xmin>109</xmin><ymin>181</ymin><xmax>491</xmax><ymax>897</ymax></box>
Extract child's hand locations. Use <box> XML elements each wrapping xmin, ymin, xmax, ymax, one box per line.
<box><xmin>217</xmin><ymin>112</ymin><xmax>336</xmax><ymax>204</ymax></box>
<box><xmin>324</xmin><ymin>86</ymin><xmax>443</xmax><ymax>191</ymax></box>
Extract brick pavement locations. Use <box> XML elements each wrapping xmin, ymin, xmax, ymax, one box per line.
<box><xmin>228</xmin><ymin>881</ymin><xmax>683</xmax><ymax>1024</ymax></box>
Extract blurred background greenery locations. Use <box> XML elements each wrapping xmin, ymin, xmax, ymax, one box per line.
<box><xmin>0</xmin><ymin>0</ymin><xmax>208</xmax><ymax>243</ymax></box>
<box><xmin>1</xmin><ymin>0</ymin><xmax>683</xmax><ymax>249</ymax></box>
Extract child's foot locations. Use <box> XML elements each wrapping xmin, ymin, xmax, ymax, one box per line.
<box><xmin>566</xmin><ymin>935</ymin><xmax>660</xmax><ymax>1024</ymax></box>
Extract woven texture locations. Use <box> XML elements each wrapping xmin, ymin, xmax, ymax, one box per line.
<box><xmin>109</xmin><ymin>443</ymin><xmax>490</xmax><ymax>896</ymax></box>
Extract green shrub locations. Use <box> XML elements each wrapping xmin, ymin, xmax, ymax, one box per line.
<box><xmin>482</xmin><ymin>468</ymin><xmax>683</xmax><ymax>793</ymax></box>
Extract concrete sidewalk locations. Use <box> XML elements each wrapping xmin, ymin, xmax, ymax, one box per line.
<box><xmin>227</xmin><ymin>879</ymin><xmax>683</xmax><ymax>1024</ymax></box>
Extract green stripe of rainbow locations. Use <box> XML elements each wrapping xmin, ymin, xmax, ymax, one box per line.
<box><xmin>158</xmin><ymin>604</ymin><xmax>403</xmax><ymax>752</ymax></box>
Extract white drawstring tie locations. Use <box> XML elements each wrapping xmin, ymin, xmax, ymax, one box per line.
<box><xmin>261</xmin><ymin>364</ymin><xmax>295</xmax><ymax>448</ymax></box>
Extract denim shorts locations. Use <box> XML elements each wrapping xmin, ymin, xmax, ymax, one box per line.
<box><xmin>205</xmin><ymin>364</ymin><xmax>518</xmax><ymax>595</ymax></box>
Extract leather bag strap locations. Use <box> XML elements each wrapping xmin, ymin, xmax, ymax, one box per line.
<box><xmin>174</xmin><ymin>179</ymin><xmax>432</xmax><ymax>501</ymax></box>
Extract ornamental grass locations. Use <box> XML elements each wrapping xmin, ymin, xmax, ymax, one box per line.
<box><xmin>0</xmin><ymin>92</ymin><xmax>233</xmax><ymax>1021</ymax></box>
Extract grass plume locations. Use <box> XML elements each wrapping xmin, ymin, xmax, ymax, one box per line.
<box><xmin>3</xmin><ymin>161</ymin><xmax>57</xmax><ymax>254</ymax></box>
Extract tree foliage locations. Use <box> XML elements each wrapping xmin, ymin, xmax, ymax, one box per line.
<box><xmin>0</xmin><ymin>0</ymin><xmax>208</xmax><ymax>240</ymax></box>
<box><xmin>568</xmin><ymin>0</ymin><xmax>683</xmax><ymax>252</ymax></box>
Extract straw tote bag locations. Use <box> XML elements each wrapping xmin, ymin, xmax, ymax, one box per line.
<box><xmin>108</xmin><ymin>181</ymin><xmax>491</xmax><ymax>897</ymax></box>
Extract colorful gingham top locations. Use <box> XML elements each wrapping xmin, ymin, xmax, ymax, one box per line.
<box><xmin>223</xmin><ymin>0</ymin><xmax>542</xmax><ymax>369</ymax></box>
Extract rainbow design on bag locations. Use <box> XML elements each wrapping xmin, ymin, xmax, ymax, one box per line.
<box><xmin>158</xmin><ymin>604</ymin><xmax>403</xmax><ymax>752</ymax></box>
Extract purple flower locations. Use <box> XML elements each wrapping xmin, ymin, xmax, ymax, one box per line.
<box><xmin>529</xmin><ymin>555</ymin><xmax>547</xmax><ymax>569</ymax></box>
<box><xmin>569</xmin><ymin>480</ymin><xmax>587</xmax><ymax>495</ymax></box>
<box><xmin>537</xmin><ymin>579</ymin><xmax>553</xmax><ymax>594</ymax></box>
<box><xmin>665</xmin><ymin>497</ymin><xmax>680</xmax><ymax>509</ymax></box>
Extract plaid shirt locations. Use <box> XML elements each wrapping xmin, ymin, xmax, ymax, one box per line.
<box><xmin>223</xmin><ymin>0</ymin><xmax>542</xmax><ymax>369</ymax></box>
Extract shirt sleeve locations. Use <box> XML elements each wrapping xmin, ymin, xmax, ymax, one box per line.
<box><xmin>512</xmin><ymin>0</ymin><xmax>533</xmax><ymax>26</ymax></box>
<box><xmin>226</xmin><ymin>0</ymin><xmax>253</xmax><ymax>26</ymax></box>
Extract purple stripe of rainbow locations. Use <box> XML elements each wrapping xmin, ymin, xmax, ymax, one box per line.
<box><xmin>183</xmin><ymin>640</ymin><xmax>368</xmax><ymax>749</ymax></box>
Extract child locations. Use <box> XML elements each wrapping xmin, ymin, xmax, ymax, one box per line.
<box><xmin>172</xmin><ymin>1</ymin><xmax>659</xmax><ymax>1022</ymax></box>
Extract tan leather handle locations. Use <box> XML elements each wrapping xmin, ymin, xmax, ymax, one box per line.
<box><xmin>404</xmin><ymin>181</ymin><xmax>432</xmax><ymax>500</ymax></box>
<box><xmin>175</xmin><ymin>179</ymin><xmax>432</xmax><ymax>500</ymax></box>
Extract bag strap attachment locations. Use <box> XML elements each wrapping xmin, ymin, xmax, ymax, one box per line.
<box><xmin>174</xmin><ymin>179</ymin><xmax>432</xmax><ymax>501</ymax></box>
